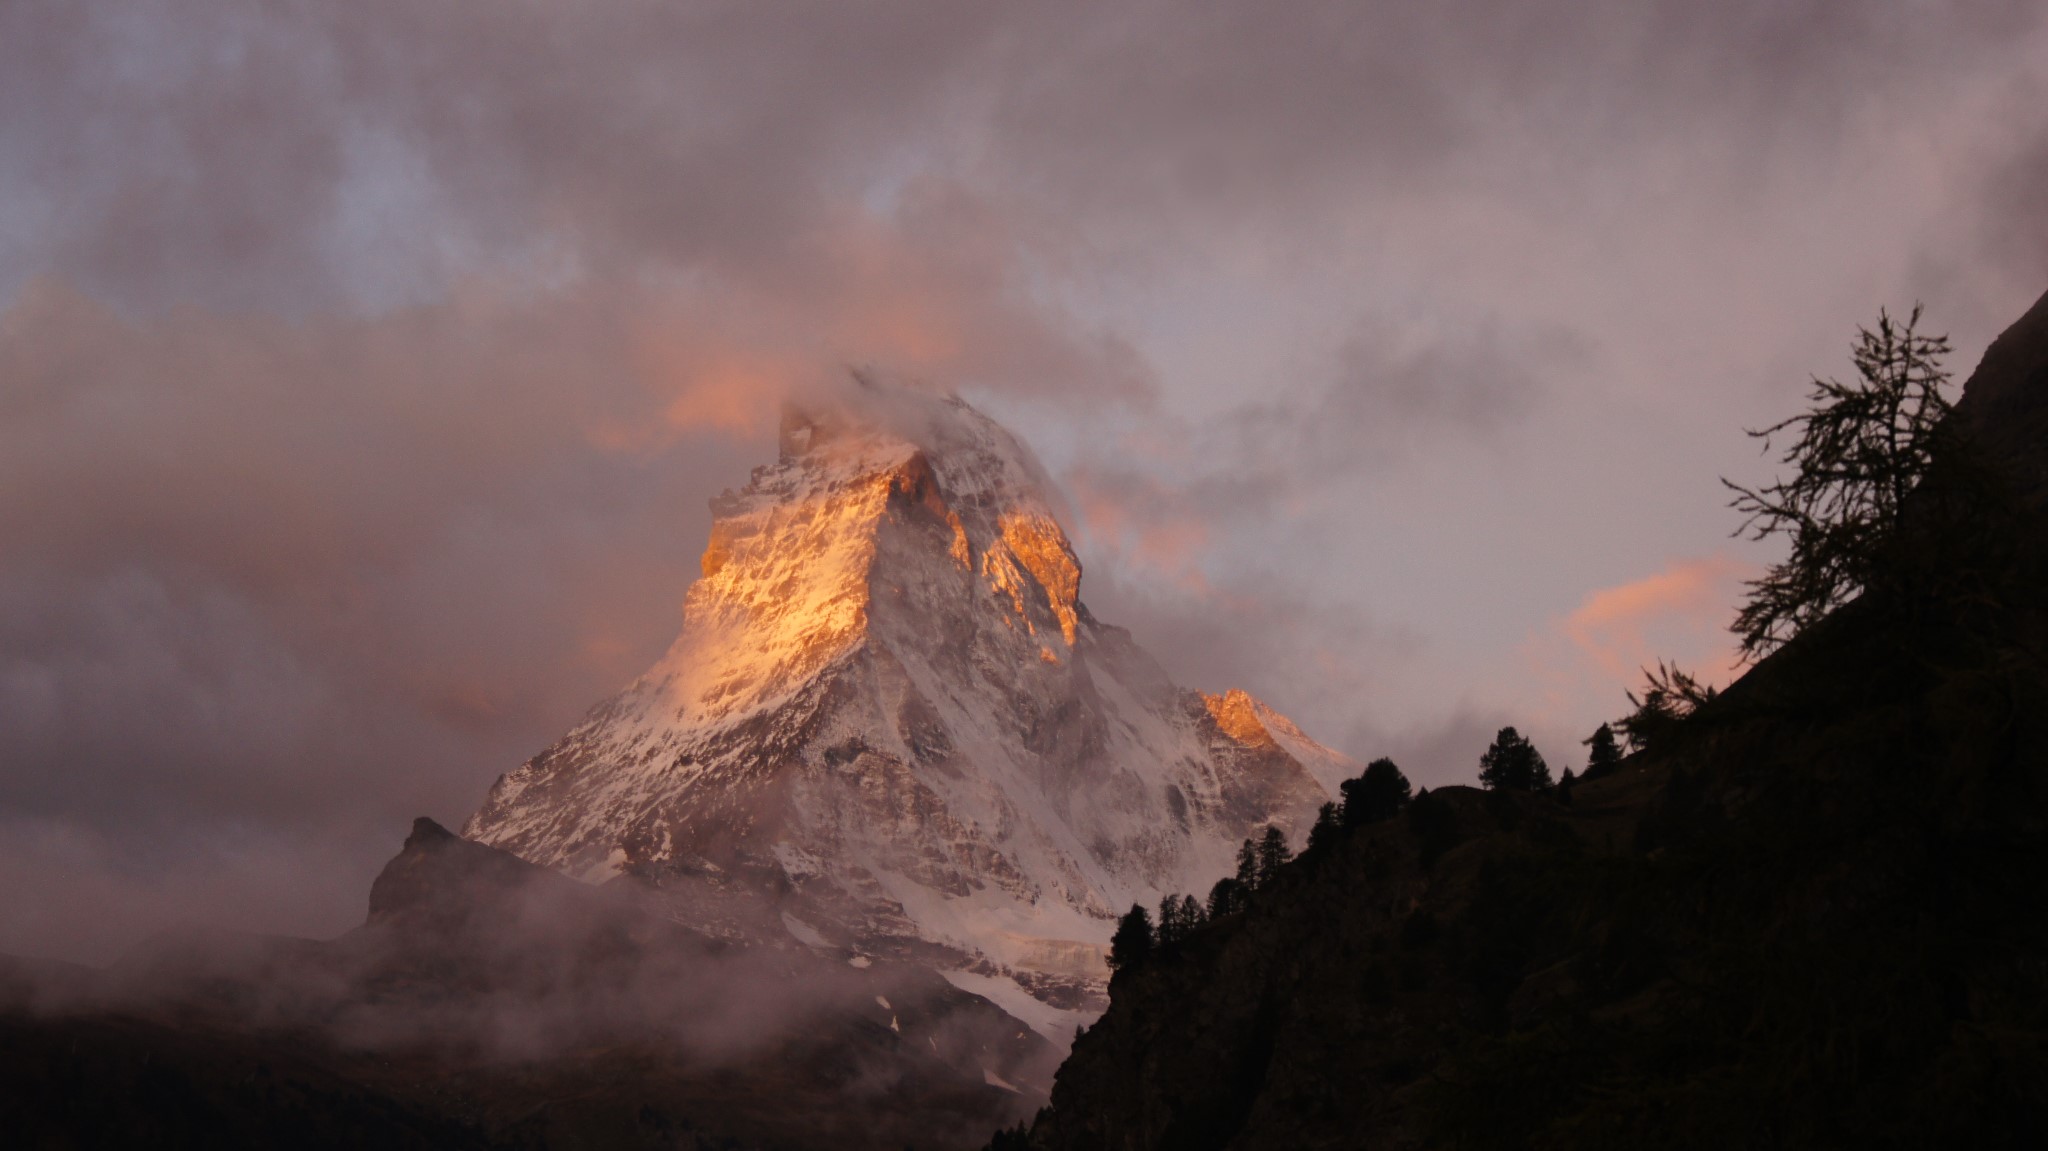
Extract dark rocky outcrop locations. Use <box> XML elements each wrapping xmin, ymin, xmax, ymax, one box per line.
<box><xmin>366</xmin><ymin>817</ymin><xmax>581</xmax><ymax>923</ymax></box>
<box><xmin>1953</xmin><ymin>288</ymin><xmax>2048</xmax><ymax>505</ymax></box>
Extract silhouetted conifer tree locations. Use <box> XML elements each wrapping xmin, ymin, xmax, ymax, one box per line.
<box><xmin>1108</xmin><ymin>903</ymin><xmax>1153</xmax><ymax>970</ymax></box>
<box><xmin>1340</xmin><ymin>757</ymin><xmax>1413</xmax><ymax>826</ymax></box>
<box><xmin>1206</xmin><ymin>876</ymin><xmax>1246</xmax><ymax>918</ymax></box>
<box><xmin>1581</xmin><ymin>723</ymin><xmax>1624</xmax><ymax>779</ymax></box>
<box><xmin>1156</xmin><ymin>892</ymin><xmax>1204</xmax><ymax>946</ymax></box>
<box><xmin>1557</xmin><ymin>766</ymin><xmax>1577</xmax><ymax>807</ymax></box>
<box><xmin>1255</xmin><ymin>825</ymin><xmax>1292</xmax><ymax>886</ymax></box>
<box><xmin>1724</xmin><ymin>304</ymin><xmax>1954</xmax><ymax>658</ymax></box>
<box><xmin>1235</xmin><ymin>837</ymin><xmax>1260</xmax><ymax>888</ymax></box>
<box><xmin>1155</xmin><ymin>894</ymin><xmax>1179</xmax><ymax>945</ymax></box>
<box><xmin>1478</xmin><ymin>726</ymin><xmax>1552</xmax><ymax>791</ymax></box>
<box><xmin>1306</xmin><ymin>801</ymin><xmax>1341</xmax><ymax>855</ymax></box>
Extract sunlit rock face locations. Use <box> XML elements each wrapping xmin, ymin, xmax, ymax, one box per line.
<box><xmin>464</xmin><ymin>377</ymin><xmax>1348</xmax><ymax>1030</ymax></box>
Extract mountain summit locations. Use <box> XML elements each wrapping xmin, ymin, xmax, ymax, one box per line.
<box><xmin>464</xmin><ymin>378</ymin><xmax>1346</xmax><ymax>1028</ymax></box>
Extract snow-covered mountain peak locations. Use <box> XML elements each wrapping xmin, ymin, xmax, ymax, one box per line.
<box><xmin>464</xmin><ymin>374</ymin><xmax>1351</xmax><ymax>1031</ymax></box>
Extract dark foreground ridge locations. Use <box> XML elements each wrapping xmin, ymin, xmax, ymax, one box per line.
<box><xmin>998</xmin><ymin>289</ymin><xmax>2048</xmax><ymax>1151</ymax></box>
<box><xmin>1</xmin><ymin>818</ymin><xmax>1054</xmax><ymax>1150</ymax></box>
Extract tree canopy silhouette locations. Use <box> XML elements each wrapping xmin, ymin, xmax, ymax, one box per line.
<box><xmin>1156</xmin><ymin>893</ymin><xmax>1204</xmax><ymax>946</ymax></box>
<box><xmin>1108</xmin><ymin>904</ymin><xmax>1154</xmax><ymax>970</ymax></box>
<box><xmin>1206</xmin><ymin>876</ymin><xmax>1247</xmax><ymax>918</ymax></box>
<box><xmin>1255</xmin><ymin>826</ymin><xmax>1292</xmax><ymax>886</ymax></box>
<box><xmin>1724</xmin><ymin>304</ymin><xmax>1954</xmax><ymax>659</ymax></box>
<box><xmin>1477</xmin><ymin>726</ymin><xmax>1551</xmax><ymax>791</ymax></box>
<box><xmin>1234</xmin><ymin>837</ymin><xmax>1260</xmax><ymax>889</ymax></box>
<box><xmin>1340</xmin><ymin>758</ymin><xmax>1412</xmax><ymax>826</ymax></box>
<box><xmin>1306</xmin><ymin>801</ymin><xmax>1341</xmax><ymax>855</ymax></box>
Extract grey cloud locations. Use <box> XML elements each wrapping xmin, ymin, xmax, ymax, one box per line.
<box><xmin>974</xmin><ymin>0</ymin><xmax>2045</xmax><ymax>243</ymax></box>
<box><xmin>1061</xmin><ymin>313</ymin><xmax>1590</xmax><ymax>553</ymax></box>
<box><xmin>1977</xmin><ymin>124</ymin><xmax>2048</xmax><ymax>287</ymax></box>
<box><xmin>0</xmin><ymin>284</ymin><xmax>753</xmax><ymax>954</ymax></box>
<box><xmin>1233</xmin><ymin>318</ymin><xmax>1591</xmax><ymax>483</ymax></box>
<box><xmin>1080</xmin><ymin>566</ymin><xmax>1414</xmax><ymax>743</ymax></box>
<box><xmin>9</xmin><ymin>2</ymin><xmax>2038</xmax><ymax>311</ymax></box>
<box><xmin>1</xmin><ymin>3</ymin><xmax>1014</xmax><ymax>312</ymax></box>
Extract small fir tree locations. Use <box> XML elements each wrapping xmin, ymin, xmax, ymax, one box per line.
<box><xmin>1477</xmin><ymin>726</ymin><xmax>1552</xmax><ymax>791</ymax></box>
<box><xmin>1340</xmin><ymin>757</ymin><xmax>1413</xmax><ymax>826</ymax></box>
<box><xmin>1108</xmin><ymin>903</ymin><xmax>1153</xmax><ymax>970</ymax></box>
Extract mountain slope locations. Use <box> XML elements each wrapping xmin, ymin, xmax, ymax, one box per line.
<box><xmin>1004</xmin><ymin>289</ymin><xmax>2048</xmax><ymax>1150</ymax></box>
<box><xmin>465</xmin><ymin>380</ymin><xmax>1346</xmax><ymax>1021</ymax></box>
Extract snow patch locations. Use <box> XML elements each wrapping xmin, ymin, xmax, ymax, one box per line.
<box><xmin>577</xmin><ymin>847</ymin><xmax>627</xmax><ymax>884</ymax></box>
<box><xmin>780</xmin><ymin>912</ymin><xmax>829</xmax><ymax>949</ymax></box>
<box><xmin>771</xmin><ymin>841</ymin><xmax>822</xmax><ymax>882</ymax></box>
<box><xmin>940</xmin><ymin>968</ymin><xmax>1093</xmax><ymax>1045</ymax></box>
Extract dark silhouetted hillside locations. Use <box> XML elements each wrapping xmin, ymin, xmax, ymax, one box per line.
<box><xmin>1001</xmin><ymin>288</ymin><xmax>2048</xmax><ymax>1151</ymax></box>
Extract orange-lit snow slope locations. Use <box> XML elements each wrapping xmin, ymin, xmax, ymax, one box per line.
<box><xmin>465</xmin><ymin>377</ymin><xmax>1349</xmax><ymax>1035</ymax></box>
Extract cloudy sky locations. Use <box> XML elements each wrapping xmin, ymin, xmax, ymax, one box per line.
<box><xmin>4</xmin><ymin>1</ymin><xmax>2046</xmax><ymax>962</ymax></box>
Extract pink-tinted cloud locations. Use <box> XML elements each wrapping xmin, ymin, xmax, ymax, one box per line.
<box><xmin>1561</xmin><ymin>554</ymin><xmax>1751</xmax><ymax>685</ymax></box>
<box><xmin>1510</xmin><ymin>554</ymin><xmax>1752</xmax><ymax>747</ymax></box>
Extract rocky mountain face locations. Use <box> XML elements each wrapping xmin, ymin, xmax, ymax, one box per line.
<box><xmin>1000</xmin><ymin>289</ymin><xmax>2048</xmax><ymax>1150</ymax></box>
<box><xmin>464</xmin><ymin>380</ymin><xmax>1347</xmax><ymax>1027</ymax></box>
